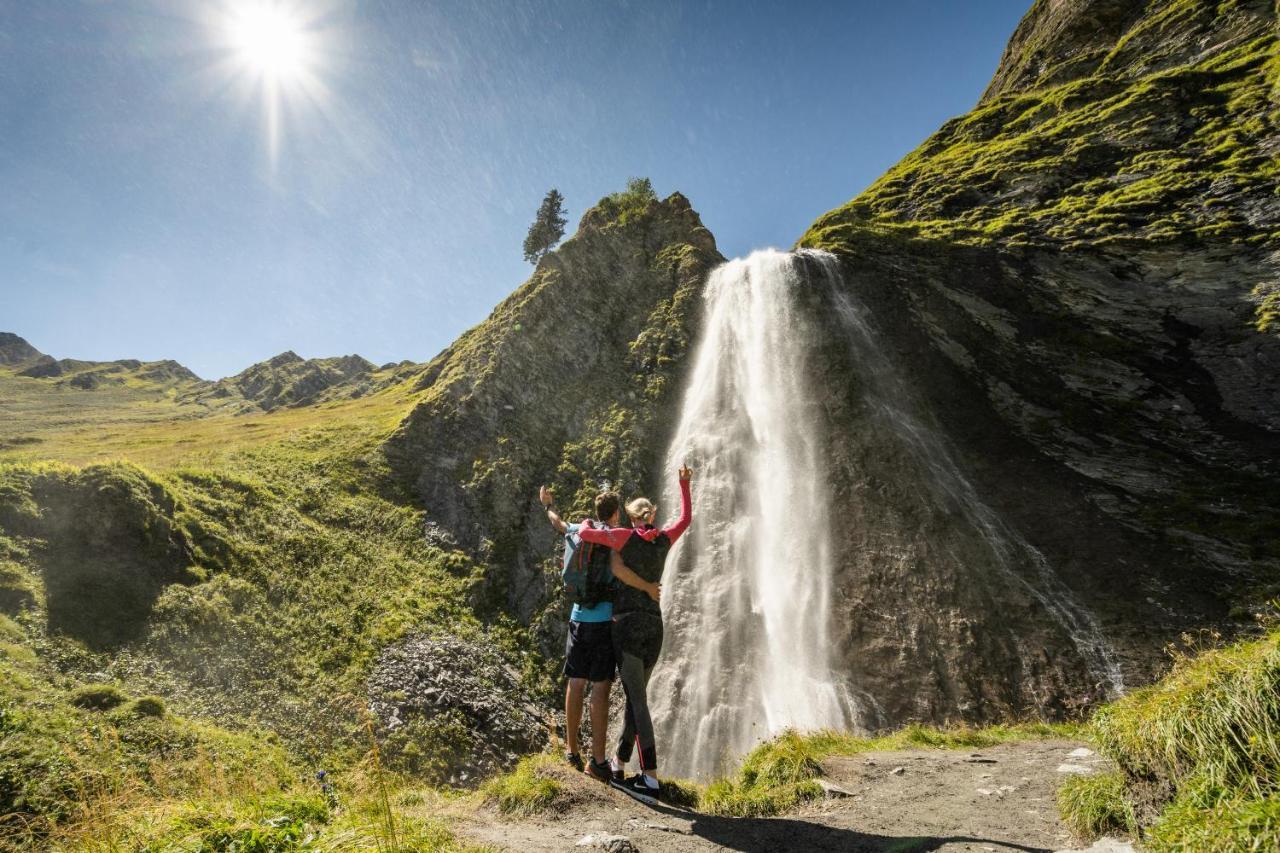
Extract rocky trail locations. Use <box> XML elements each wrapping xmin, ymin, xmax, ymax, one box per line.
<box><xmin>455</xmin><ymin>740</ymin><xmax>1133</xmax><ymax>853</ymax></box>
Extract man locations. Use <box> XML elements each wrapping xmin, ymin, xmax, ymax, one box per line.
<box><xmin>539</xmin><ymin>485</ymin><xmax>630</xmax><ymax>782</ymax></box>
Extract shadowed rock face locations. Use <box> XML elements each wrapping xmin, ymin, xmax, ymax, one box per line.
<box><xmin>791</xmin><ymin>0</ymin><xmax>1280</xmax><ymax>722</ymax></box>
<box><xmin>383</xmin><ymin>191</ymin><xmax>722</xmax><ymax>630</ymax></box>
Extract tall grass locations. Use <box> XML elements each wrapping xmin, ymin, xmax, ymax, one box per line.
<box><xmin>1059</xmin><ymin>627</ymin><xmax>1280</xmax><ymax>851</ymax></box>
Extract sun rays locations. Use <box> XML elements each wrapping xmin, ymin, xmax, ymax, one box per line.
<box><xmin>210</xmin><ymin>0</ymin><xmax>336</xmax><ymax>171</ymax></box>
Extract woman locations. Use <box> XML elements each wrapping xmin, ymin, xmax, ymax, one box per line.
<box><xmin>576</xmin><ymin>464</ymin><xmax>691</xmax><ymax>804</ymax></box>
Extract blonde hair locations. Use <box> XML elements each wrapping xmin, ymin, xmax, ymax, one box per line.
<box><xmin>626</xmin><ymin>497</ymin><xmax>655</xmax><ymax>522</ymax></box>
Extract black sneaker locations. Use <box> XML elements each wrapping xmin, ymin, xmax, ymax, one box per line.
<box><xmin>584</xmin><ymin>757</ymin><xmax>611</xmax><ymax>783</ymax></box>
<box><xmin>611</xmin><ymin>773</ymin><xmax>660</xmax><ymax>806</ymax></box>
<box><xmin>564</xmin><ymin>752</ymin><xmax>584</xmax><ymax>772</ymax></box>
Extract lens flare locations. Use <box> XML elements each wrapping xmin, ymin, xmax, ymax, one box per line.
<box><xmin>211</xmin><ymin>1</ymin><xmax>334</xmax><ymax>172</ymax></box>
<box><xmin>229</xmin><ymin>4</ymin><xmax>308</xmax><ymax>81</ymax></box>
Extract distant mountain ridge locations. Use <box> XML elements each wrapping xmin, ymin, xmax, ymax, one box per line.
<box><xmin>0</xmin><ymin>332</ymin><xmax>415</xmax><ymax>412</ymax></box>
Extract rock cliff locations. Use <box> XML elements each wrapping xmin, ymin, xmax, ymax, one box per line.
<box><xmin>383</xmin><ymin>188</ymin><xmax>722</xmax><ymax>632</ymax></box>
<box><xmin>795</xmin><ymin>0</ymin><xmax>1279</xmax><ymax>721</ymax></box>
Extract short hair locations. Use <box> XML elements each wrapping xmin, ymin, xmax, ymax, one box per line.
<box><xmin>626</xmin><ymin>497</ymin><xmax>655</xmax><ymax>521</ymax></box>
<box><xmin>594</xmin><ymin>491</ymin><xmax>621</xmax><ymax>521</ymax></box>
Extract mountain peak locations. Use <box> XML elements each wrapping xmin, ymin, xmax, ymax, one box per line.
<box><xmin>265</xmin><ymin>351</ymin><xmax>304</xmax><ymax>368</ymax></box>
<box><xmin>0</xmin><ymin>332</ymin><xmax>46</xmax><ymax>365</ymax></box>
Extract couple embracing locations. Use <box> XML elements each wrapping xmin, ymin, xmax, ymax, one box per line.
<box><xmin>538</xmin><ymin>465</ymin><xmax>692</xmax><ymax>805</ymax></box>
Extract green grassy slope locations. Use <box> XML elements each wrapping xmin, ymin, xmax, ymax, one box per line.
<box><xmin>1059</xmin><ymin>626</ymin><xmax>1279</xmax><ymax>850</ymax></box>
<box><xmin>0</xmin><ymin>184</ymin><xmax>717</xmax><ymax>844</ymax></box>
<box><xmin>803</xmin><ymin>2</ymin><xmax>1277</xmax><ymax>252</ymax></box>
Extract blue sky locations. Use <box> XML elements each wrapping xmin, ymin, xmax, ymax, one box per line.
<box><xmin>0</xmin><ymin>0</ymin><xmax>1029</xmax><ymax>379</ymax></box>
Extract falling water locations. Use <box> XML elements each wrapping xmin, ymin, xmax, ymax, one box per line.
<box><xmin>648</xmin><ymin>248</ymin><xmax>1122</xmax><ymax>779</ymax></box>
<box><xmin>648</xmin><ymin>250</ymin><xmax>861</xmax><ymax>780</ymax></box>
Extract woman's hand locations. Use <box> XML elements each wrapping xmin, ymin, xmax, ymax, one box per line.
<box><xmin>645</xmin><ymin>581</ymin><xmax>662</xmax><ymax>603</ymax></box>
<box><xmin>539</xmin><ymin>485</ymin><xmax>554</xmax><ymax>507</ymax></box>
<box><xmin>679</xmin><ymin>464</ymin><xmax>692</xmax><ymax>482</ymax></box>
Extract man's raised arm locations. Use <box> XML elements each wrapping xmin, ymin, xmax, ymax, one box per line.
<box><xmin>539</xmin><ymin>485</ymin><xmax>568</xmax><ymax>535</ymax></box>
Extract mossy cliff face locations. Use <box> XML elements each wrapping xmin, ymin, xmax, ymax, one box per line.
<box><xmin>805</xmin><ymin>0</ymin><xmax>1278</xmax><ymax>252</ymax></box>
<box><xmin>796</xmin><ymin>0</ymin><xmax>1280</xmax><ymax>721</ymax></box>
<box><xmin>383</xmin><ymin>192</ymin><xmax>722</xmax><ymax>628</ymax></box>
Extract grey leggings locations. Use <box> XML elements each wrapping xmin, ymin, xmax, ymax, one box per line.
<box><xmin>613</xmin><ymin>612</ymin><xmax>663</xmax><ymax>771</ymax></box>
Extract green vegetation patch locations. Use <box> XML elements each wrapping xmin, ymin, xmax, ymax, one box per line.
<box><xmin>801</xmin><ymin>32</ymin><xmax>1278</xmax><ymax>252</ymax></box>
<box><xmin>69</xmin><ymin>682</ymin><xmax>129</xmax><ymax>711</ymax></box>
<box><xmin>481</xmin><ymin>754</ymin><xmax>565</xmax><ymax>816</ymax></box>
<box><xmin>1059</xmin><ymin>627</ymin><xmax>1280</xmax><ymax>851</ymax></box>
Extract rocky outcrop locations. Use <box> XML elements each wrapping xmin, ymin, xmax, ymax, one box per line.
<box><xmin>367</xmin><ymin>633</ymin><xmax>550</xmax><ymax>785</ymax></box>
<box><xmin>383</xmin><ymin>189</ymin><xmax>723</xmax><ymax>628</ymax></box>
<box><xmin>793</xmin><ymin>0</ymin><xmax>1280</xmax><ymax>722</ymax></box>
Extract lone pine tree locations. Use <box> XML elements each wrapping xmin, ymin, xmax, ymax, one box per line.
<box><xmin>523</xmin><ymin>188</ymin><xmax>568</xmax><ymax>264</ymax></box>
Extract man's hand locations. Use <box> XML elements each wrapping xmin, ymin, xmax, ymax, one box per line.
<box><xmin>679</xmin><ymin>464</ymin><xmax>692</xmax><ymax>482</ymax></box>
<box><xmin>646</xmin><ymin>582</ymin><xmax>662</xmax><ymax>603</ymax></box>
<box><xmin>539</xmin><ymin>485</ymin><xmax>554</xmax><ymax>508</ymax></box>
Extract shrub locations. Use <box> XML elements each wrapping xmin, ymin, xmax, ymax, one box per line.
<box><xmin>128</xmin><ymin>695</ymin><xmax>167</xmax><ymax>718</ymax></box>
<box><xmin>69</xmin><ymin>683</ymin><xmax>128</xmax><ymax>711</ymax></box>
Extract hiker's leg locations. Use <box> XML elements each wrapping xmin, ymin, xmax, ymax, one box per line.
<box><xmin>588</xmin><ymin>678</ymin><xmax>611</xmax><ymax>764</ymax></box>
<box><xmin>631</xmin><ymin>615</ymin><xmax>664</xmax><ymax>775</ymax></box>
<box><xmin>616</xmin><ymin>651</ymin><xmax>646</xmax><ymax>766</ymax></box>
<box><xmin>627</xmin><ymin>663</ymin><xmax>659</xmax><ymax>776</ymax></box>
<box><xmin>565</xmin><ymin>677</ymin><xmax>586</xmax><ymax>757</ymax></box>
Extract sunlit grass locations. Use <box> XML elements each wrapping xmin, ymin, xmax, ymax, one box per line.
<box><xmin>1058</xmin><ymin>627</ymin><xmax>1280</xmax><ymax>851</ymax></box>
<box><xmin>698</xmin><ymin>721</ymin><xmax>1084</xmax><ymax>817</ymax></box>
<box><xmin>0</xmin><ymin>368</ymin><xmax>422</xmax><ymax>472</ymax></box>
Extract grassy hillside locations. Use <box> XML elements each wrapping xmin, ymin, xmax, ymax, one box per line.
<box><xmin>0</xmin><ymin>184</ymin><xmax>715</xmax><ymax>845</ymax></box>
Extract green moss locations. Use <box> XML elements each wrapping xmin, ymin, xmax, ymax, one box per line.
<box><xmin>800</xmin><ymin>32</ymin><xmax>1278</xmax><ymax>253</ymax></box>
<box><xmin>69</xmin><ymin>683</ymin><xmax>129</xmax><ymax>711</ymax></box>
<box><xmin>126</xmin><ymin>695</ymin><xmax>167</xmax><ymax>718</ymax></box>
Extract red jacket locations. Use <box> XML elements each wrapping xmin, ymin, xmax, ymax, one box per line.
<box><xmin>577</xmin><ymin>478</ymin><xmax>691</xmax><ymax>549</ymax></box>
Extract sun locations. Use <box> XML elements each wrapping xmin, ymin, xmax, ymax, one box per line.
<box><xmin>211</xmin><ymin>0</ymin><xmax>333</xmax><ymax>170</ymax></box>
<box><xmin>228</xmin><ymin>3</ymin><xmax>309</xmax><ymax>81</ymax></box>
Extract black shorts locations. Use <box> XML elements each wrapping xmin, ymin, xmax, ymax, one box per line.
<box><xmin>564</xmin><ymin>620</ymin><xmax>616</xmax><ymax>682</ymax></box>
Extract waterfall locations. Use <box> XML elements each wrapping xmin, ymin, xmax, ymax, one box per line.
<box><xmin>648</xmin><ymin>249</ymin><xmax>862</xmax><ymax>780</ymax></box>
<box><xmin>647</xmin><ymin>248</ymin><xmax>1122</xmax><ymax>780</ymax></box>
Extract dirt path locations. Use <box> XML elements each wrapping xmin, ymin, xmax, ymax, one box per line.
<box><xmin>454</xmin><ymin>740</ymin><xmax>1135</xmax><ymax>852</ymax></box>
